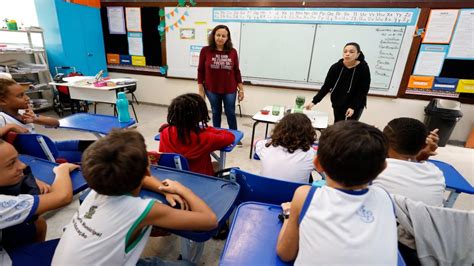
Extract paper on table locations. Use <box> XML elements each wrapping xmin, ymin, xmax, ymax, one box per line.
<box><xmin>107</xmin><ymin>7</ymin><xmax>126</xmax><ymax>34</ymax></box>
<box><xmin>128</xmin><ymin>32</ymin><xmax>144</xmax><ymax>56</ymax></box>
<box><xmin>125</xmin><ymin>7</ymin><xmax>142</xmax><ymax>32</ymax></box>
<box><xmin>423</xmin><ymin>9</ymin><xmax>459</xmax><ymax>44</ymax></box>
<box><xmin>413</xmin><ymin>45</ymin><xmax>448</xmax><ymax>76</ymax></box>
<box><xmin>447</xmin><ymin>9</ymin><xmax>474</xmax><ymax>59</ymax></box>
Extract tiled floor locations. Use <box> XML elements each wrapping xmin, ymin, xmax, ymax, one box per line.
<box><xmin>36</xmin><ymin>103</ymin><xmax>473</xmax><ymax>265</ymax></box>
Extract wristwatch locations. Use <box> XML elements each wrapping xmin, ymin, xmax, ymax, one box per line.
<box><xmin>278</xmin><ymin>209</ymin><xmax>290</xmax><ymax>221</ymax></box>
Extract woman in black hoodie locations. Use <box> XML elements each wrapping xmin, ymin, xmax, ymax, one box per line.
<box><xmin>305</xmin><ymin>42</ymin><xmax>370</xmax><ymax>123</ymax></box>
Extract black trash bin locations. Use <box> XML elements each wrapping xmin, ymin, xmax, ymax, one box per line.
<box><xmin>424</xmin><ymin>99</ymin><xmax>463</xmax><ymax>147</ymax></box>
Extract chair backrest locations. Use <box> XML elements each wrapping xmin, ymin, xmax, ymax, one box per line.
<box><xmin>148</xmin><ymin>151</ymin><xmax>190</xmax><ymax>171</ymax></box>
<box><xmin>230</xmin><ymin>168</ymin><xmax>307</xmax><ymax>205</ymax></box>
<box><xmin>125</xmin><ymin>84</ymin><xmax>137</xmax><ymax>93</ymax></box>
<box><xmin>14</xmin><ymin>133</ymin><xmax>58</xmax><ymax>162</ymax></box>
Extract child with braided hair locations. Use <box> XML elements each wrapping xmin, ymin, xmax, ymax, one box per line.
<box><xmin>158</xmin><ymin>93</ymin><xmax>234</xmax><ymax>176</ymax></box>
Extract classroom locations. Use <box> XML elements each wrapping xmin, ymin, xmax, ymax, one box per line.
<box><xmin>0</xmin><ymin>0</ymin><xmax>473</xmax><ymax>265</ymax></box>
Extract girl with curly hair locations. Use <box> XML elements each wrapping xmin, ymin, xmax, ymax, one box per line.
<box><xmin>254</xmin><ymin>113</ymin><xmax>317</xmax><ymax>183</ymax></box>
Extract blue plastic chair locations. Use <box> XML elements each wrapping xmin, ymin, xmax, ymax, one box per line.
<box><xmin>8</xmin><ymin>238</ymin><xmax>59</xmax><ymax>266</ymax></box>
<box><xmin>13</xmin><ymin>133</ymin><xmax>81</xmax><ymax>163</ymax></box>
<box><xmin>229</xmin><ymin>168</ymin><xmax>308</xmax><ymax>205</ymax></box>
<box><xmin>157</xmin><ymin>152</ymin><xmax>190</xmax><ymax>171</ymax></box>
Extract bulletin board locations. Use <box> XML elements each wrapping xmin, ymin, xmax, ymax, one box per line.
<box><xmin>100</xmin><ymin>6</ymin><xmax>162</xmax><ymax>74</ymax></box>
<box><xmin>406</xmin><ymin>9</ymin><xmax>474</xmax><ymax>100</ymax></box>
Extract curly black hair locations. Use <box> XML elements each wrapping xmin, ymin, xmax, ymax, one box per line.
<box><xmin>164</xmin><ymin>93</ymin><xmax>210</xmax><ymax>145</ymax></box>
<box><xmin>266</xmin><ymin>113</ymin><xmax>316</xmax><ymax>153</ymax></box>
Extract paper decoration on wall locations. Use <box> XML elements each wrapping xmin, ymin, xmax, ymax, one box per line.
<box><xmin>132</xmin><ymin>55</ymin><xmax>146</xmax><ymax>66</ymax></box>
<box><xmin>160</xmin><ymin>65</ymin><xmax>168</xmax><ymax>75</ymax></box>
<box><xmin>107</xmin><ymin>7</ymin><xmax>126</xmax><ymax>34</ymax></box>
<box><xmin>180</xmin><ymin>28</ymin><xmax>195</xmax><ymax>39</ymax></box>
<box><xmin>178</xmin><ymin>0</ymin><xmax>196</xmax><ymax>7</ymax></box>
<box><xmin>164</xmin><ymin>8</ymin><xmax>190</xmax><ymax>32</ymax></box>
<box><xmin>128</xmin><ymin>32</ymin><xmax>144</xmax><ymax>56</ymax></box>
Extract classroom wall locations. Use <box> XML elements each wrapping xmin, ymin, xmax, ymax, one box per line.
<box><xmin>110</xmin><ymin>72</ymin><xmax>474</xmax><ymax>142</ymax></box>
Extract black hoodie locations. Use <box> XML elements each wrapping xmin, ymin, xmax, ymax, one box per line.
<box><xmin>312</xmin><ymin>57</ymin><xmax>371</xmax><ymax>109</ymax></box>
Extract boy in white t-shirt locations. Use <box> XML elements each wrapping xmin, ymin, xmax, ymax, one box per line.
<box><xmin>277</xmin><ymin>121</ymin><xmax>397</xmax><ymax>265</ymax></box>
<box><xmin>373</xmin><ymin>117</ymin><xmax>445</xmax><ymax>206</ymax></box>
<box><xmin>254</xmin><ymin>113</ymin><xmax>317</xmax><ymax>183</ymax></box>
<box><xmin>52</xmin><ymin>129</ymin><xmax>217</xmax><ymax>265</ymax></box>
<box><xmin>0</xmin><ymin>139</ymin><xmax>77</xmax><ymax>258</ymax></box>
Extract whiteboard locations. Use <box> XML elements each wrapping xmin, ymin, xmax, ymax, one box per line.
<box><xmin>309</xmin><ymin>24</ymin><xmax>406</xmax><ymax>89</ymax></box>
<box><xmin>165</xmin><ymin>7</ymin><xmax>241</xmax><ymax>79</ymax></box>
<box><xmin>239</xmin><ymin>23</ymin><xmax>316</xmax><ymax>82</ymax></box>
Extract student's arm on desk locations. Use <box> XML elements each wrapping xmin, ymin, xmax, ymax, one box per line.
<box><xmin>207</xmin><ymin>127</ymin><xmax>235</xmax><ymax>151</ymax></box>
<box><xmin>142</xmin><ymin>179</ymin><xmax>218</xmax><ymax>231</ymax></box>
<box><xmin>0</xmin><ymin>124</ymin><xmax>29</xmax><ymax>136</ymax></box>
<box><xmin>142</xmin><ymin>174</ymin><xmax>189</xmax><ymax>210</ymax></box>
<box><xmin>35</xmin><ymin>163</ymin><xmax>78</xmax><ymax>215</ymax></box>
<box><xmin>277</xmin><ymin>185</ymin><xmax>311</xmax><ymax>262</ymax></box>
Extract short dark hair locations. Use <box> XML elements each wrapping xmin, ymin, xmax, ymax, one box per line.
<box><xmin>383</xmin><ymin>117</ymin><xmax>428</xmax><ymax>156</ymax></box>
<box><xmin>208</xmin><ymin>25</ymin><xmax>233</xmax><ymax>51</ymax></box>
<box><xmin>0</xmin><ymin>78</ymin><xmax>17</xmax><ymax>99</ymax></box>
<box><xmin>82</xmin><ymin>129</ymin><xmax>148</xmax><ymax>195</ymax></box>
<box><xmin>318</xmin><ymin>120</ymin><xmax>387</xmax><ymax>187</ymax></box>
<box><xmin>267</xmin><ymin>113</ymin><xmax>316</xmax><ymax>153</ymax></box>
<box><xmin>164</xmin><ymin>93</ymin><xmax>209</xmax><ymax>145</ymax></box>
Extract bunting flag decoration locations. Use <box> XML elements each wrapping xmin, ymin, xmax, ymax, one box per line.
<box><xmin>164</xmin><ymin>6</ymin><xmax>191</xmax><ymax>31</ymax></box>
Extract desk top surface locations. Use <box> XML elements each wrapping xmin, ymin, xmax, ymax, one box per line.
<box><xmin>19</xmin><ymin>155</ymin><xmax>87</xmax><ymax>195</ymax></box>
<box><xmin>49</xmin><ymin>77</ymin><xmax>136</xmax><ymax>90</ymax></box>
<box><xmin>141</xmin><ymin>165</ymin><xmax>240</xmax><ymax>242</ymax></box>
<box><xmin>59</xmin><ymin>113</ymin><xmax>136</xmax><ymax>135</ymax></box>
<box><xmin>221</xmin><ymin>202</ymin><xmax>405</xmax><ymax>266</ymax></box>
<box><xmin>155</xmin><ymin>128</ymin><xmax>244</xmax><ymax>153</ymax></box>
<box><xmin>253</xmin><ymin>106</ymin><xmax>328</xmax><ymax>129</ymax></box>
<box><xmin>429</xmin><ymin>160</ymin><xmax>474</xmax><ymax>194</ymax></box>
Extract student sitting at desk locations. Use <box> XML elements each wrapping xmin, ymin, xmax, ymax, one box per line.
<box><xmin>373</xmin><ymin>117</ymin><xmax>444</xmax><ymax>206</ymax></box>
<box><xmin>277</xmin><ymin>121</ymin><xmax>397</xmax><ymax>264</ymax></box>
<box><xmin>0</xmin><ymin>78</ymin><xmax>91</xmax><ymax>162</ymax></box>
<box><xmin>372</xmin><ymin>117</ymin><xmax>444</xmax><ymax>265</ymax></box>
<box><xmin>0</xmin><ymin>139</ymin><xmax>78</xmax><ymax>250</ymax></box>
<box><xmin>254</xmin><ymin>113</ymin><xmax>316</xmax><ymax>183</ymax></box>
<box><xmin>159</xmin><ymin>93</ymin><xmax>235</xmax><ymax>176</ymax></box>
<box><xmin>52</xmin><ymin>129</ymin><xmax>217</xmax><ymax>265</ymax></box>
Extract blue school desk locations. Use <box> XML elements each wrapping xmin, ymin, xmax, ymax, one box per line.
<box><xmin>58</xmin><ymin>113</ymin><xmax>137</xmax><ymax>138</ymax></box>
<box><xmin>155</xmin><ymin>128</ymin><xmax>244</xmax><ymax>171</ymax></box>
<box><xmin>429</xmin><ymin>159</ymin><xmax>474</xmax><ymax>208</ymax></box>
<box><xmin>220</xmin><ymin>202</ymin><xmax>405</xmax><ymax>266</ymax></box>
<box><xmin>19</xmin><ymin>154</ymin><xmax>87</xmax><ymax>195</ymax></box>
<box><xmin>140</xmin><ymin>164</ymin><xmax>240</xmax><ymax>242</ymax></box>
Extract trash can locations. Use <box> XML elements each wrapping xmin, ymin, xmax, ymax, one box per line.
<box><xmin>424</xmin><ymin>99</ymin><xmax>463</xmax><ymax>147</ymax></box>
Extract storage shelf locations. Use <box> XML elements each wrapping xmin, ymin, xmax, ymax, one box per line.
<box><xmin>32</xmin><ymin>103</ymin><xmax>53</xmax><ymax>111</ymax></box>
<box><xmin>0</xmin><ymin>50</ymin><xmax>45</xmax><ymax>55</ymax></box>
<box><xmin>9</xmin><ymin>69</ymin><xmax>49</xmax><ymax>75</ymax></box>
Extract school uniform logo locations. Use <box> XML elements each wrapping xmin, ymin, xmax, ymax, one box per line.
<box><xmin>357</xmin><ymin>205</ymin><xmax>374</xmax><ymax>223</ymax></box>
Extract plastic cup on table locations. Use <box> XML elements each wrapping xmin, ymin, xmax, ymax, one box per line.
<box><xmin>272</xmin><ymin>105</ymin><xmax>280</xmax><ymax>116</ymax></box>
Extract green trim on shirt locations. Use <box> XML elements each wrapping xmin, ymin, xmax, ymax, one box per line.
<box><xmin>125</xmin><ymin>200</ymin><xmax>155</xmax><ymax>253</ymax></box>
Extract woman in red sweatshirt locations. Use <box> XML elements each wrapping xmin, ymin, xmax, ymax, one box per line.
<box><xmin>197</xmin><ymin>25</ymin><xmax>244</xmax><ymax>132</ymax></box>
<box><xmin>159</xmin><ymin>93</ymin><xmax>235</xmax><ymax>176</ymax></box>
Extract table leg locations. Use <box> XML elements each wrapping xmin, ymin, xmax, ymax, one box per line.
<box><xmin>444</xmin><ymin>189</ymin><xmax>459</xmax><ymax>208</ymax></box>
<box><xmin>130</xmin><ymin>102</ymin><xmax>139</xmax><ymax>123</ymax></box>
<box><xmin>249</xmin><ymin>121</ymin><xmax>260</xmax><ymax>159</ymax></box>
<box><xmin>265</xmin><ymin>123</ymin><xmax>269</xmax><ymax>138</ymax></box>
<box><xmin>219</xmin><ymin>151</ymin><xmax>226</xmax><ymax>171</ymax></box>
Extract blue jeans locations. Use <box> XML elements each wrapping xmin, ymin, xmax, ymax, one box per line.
<box><xmin>205</xmin><ymin>91</ymin><xmax>238</xmax><ymax>130</ymax></box>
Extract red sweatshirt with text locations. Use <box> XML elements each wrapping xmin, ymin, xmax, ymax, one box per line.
<box><xmin>159</xmin><ymin>125</ymin><xmax>235</xmax><ymax>176</ymax></box>
<box><xmin>197</xmin><ymin>46</ymin><xmax>243</xmax><ymax>94</ymax></box>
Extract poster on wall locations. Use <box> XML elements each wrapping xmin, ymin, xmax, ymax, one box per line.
<box><xmin>125</xmin><ymin>7</ymin><xmax>142</xmax><ymax>32</ymax></box>
<box><xmin>423</xmin><ymin>9</ymin><xmax>459</xmax><ymax>44</ymax></box>
<box><xmin>413</xmin><ymin>45</ymin><xmax>448</xmax><ymax>76</ymax></box>
<box><xmin>107</xmin><ymin>7</ymin><xmax>126</xmax><ymax>34</ymax></box>
<box><xmin>189</xmin><ymin>45</ymin><xmax>203</xmax><ymax>66</ymax></box>
<box><xmin>128</xmin><ymin>32</ymin><xmax>143</xmax><ymax>56</ymax></box>
<box><xmin>447</xmin><ymin>9</ymin><xmax>474</xmax><ymax>59</ymax></box>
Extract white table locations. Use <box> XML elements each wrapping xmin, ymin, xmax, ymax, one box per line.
<box><xmin>249</xmin><ymin>106</ymin><xmax>329</xmax><ymax>158</ymax></box>
<box><xmin>49</xmin><ymin>76</ymin><xmax>138</xmax><ymax>121</ymax></box>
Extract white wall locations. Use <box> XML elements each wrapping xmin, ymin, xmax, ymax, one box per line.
<box><xmin>0</xmin><ymin>0</ymin><xmax>39</xmax><ymax>27</ymax></box>
<box><xmin>110</xmin><ymin>72</ymin><xmax>474</xmax><ymax>142</ymax></box>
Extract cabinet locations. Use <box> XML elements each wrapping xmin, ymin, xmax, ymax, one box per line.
<box><xmin>0</xmin><ymin>28</ymin><xmax>54</xmax><ymax>111</ymax></box>
<box><xmin>35</xmin><ymin>0</ymin><xmax>107</xmax><ymax>76</ymax></box>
